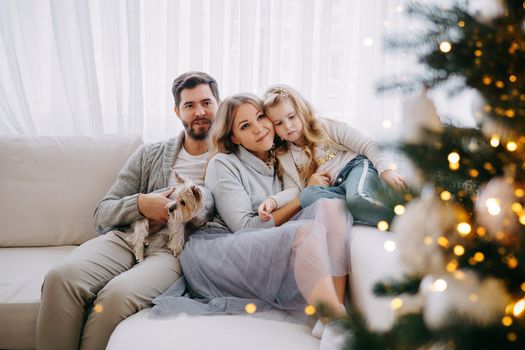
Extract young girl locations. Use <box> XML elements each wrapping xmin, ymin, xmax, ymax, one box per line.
<box><xmin>259</xmin><ymin>84</ymin><xmax>407</xmax><ymax>226</ymax></box>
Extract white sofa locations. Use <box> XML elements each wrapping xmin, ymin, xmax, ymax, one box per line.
<box><xmin>0</xmin><ymin>135</ymin><xmax>405</xmax><ymax>350</ymax></box>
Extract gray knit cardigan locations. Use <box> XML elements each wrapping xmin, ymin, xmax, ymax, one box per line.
<box><xmin>93</xmin><ymin>132</ymin><xmax>184</xmax><ymax>232</ymax></box>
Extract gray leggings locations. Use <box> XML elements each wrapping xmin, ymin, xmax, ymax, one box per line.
<box><xmin>299</xmin><ymin>156</ymin><xmax>394</xmax><ymax>225</ymax></box>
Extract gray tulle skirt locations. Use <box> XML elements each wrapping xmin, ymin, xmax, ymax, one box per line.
<box><xmin>151</xmin><ymin>198</ymin><xmax>352</xmax><ymax>318</ymax></box>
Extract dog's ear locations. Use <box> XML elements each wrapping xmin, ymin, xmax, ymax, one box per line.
<box><xmin>191</xmin><ymin>185</ymin><xmax>202</xmax><ymax>201</ymax></box>
<box><xmin>175</xmin><ymin>173</ymin><xmax>186</xmax><ymax>184</ymax></box>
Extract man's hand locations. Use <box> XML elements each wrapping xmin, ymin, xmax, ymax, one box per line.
<box><xmin>307</xmin><ymin>170</ymin><xmax>331</xmax><ymax>187</ymax></box>
<box><xmin>137</xmin><ymin>187</ymin><xmax>175</xmax><ymax>223</ymax></box>
<box><xmin>380</xmin><ymin>170</ymin><xmax>408</xmax><ymax>191</ymax></box>
<box><xmin>258</xmin><ymin>198</ymin><xmax>278</xmax><ymax>222</ymax></box>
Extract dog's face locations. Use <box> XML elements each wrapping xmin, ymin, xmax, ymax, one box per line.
<box><xmin>166</xmin><ymin>177</ymin><xmax>203</xmax><ymax>223</ymax></box>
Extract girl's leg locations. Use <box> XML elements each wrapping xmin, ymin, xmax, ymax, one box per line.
<box><xmin>343</xmin><ymin>157</ymin><xmax>394</xmax><ymax>225</ymax></box>
<box><xmin>292</xmin><ymin>199</ymin><xmax>351</xmax><ymax>321</ymax></box>
<box><xmin>333</xmin><ymin>276</ymin><xmax>347</xmax><ymax>304</ymax></box>
<box><xmin>299</xmin><ymin>185</ymin><xmax>345</xmax><ymax>209</ymax></box>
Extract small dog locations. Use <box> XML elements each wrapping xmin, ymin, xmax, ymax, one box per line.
<box><xmin>127</xmin><ymin>174</ymin><xmax>207</xmax><ymax>262</ymax></box>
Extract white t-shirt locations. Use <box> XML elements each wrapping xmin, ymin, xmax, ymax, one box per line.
<box><xmin>169</xmin><ymin>146</ymin><xmax>209</xmax><ymax>186</ymax></box>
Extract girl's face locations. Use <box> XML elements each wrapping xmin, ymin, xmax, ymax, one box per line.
<box><xmin>231</xmin><ymin>103</ymin><xmax>275</xmax><ymax>160</ymax></box>
<box><xmin>265</xmin><ymin>99</ymin><xmax>304</xmax><ymax>146</ymax></box>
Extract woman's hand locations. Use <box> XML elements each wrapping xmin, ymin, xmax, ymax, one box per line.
<box><xmin>137</xmin><ymin>187</ymin><xmax>175</xmax><ymax>223</ymax></box>
<box><xmin>258</xmin><ymin>198</ymin><xmax>277</xmax><ymax>222</ymax></box>
<box><xmin>306</xmin><ymin>170</ymin><xmax>331</xmax><ymax>187</ymax></box>
<box><xmin>380</xmin><ymin>170</ymin><xmax>408</xmax><ymax>191</ymax></box>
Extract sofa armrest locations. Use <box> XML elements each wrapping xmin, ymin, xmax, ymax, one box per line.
<box><xmin>348</xmin><ymin>225</ymin><xmax>408</xmax><ymax>331</ymax></box>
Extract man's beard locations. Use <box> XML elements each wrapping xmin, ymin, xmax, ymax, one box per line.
<box><xmin>182</xmin><ymin>118</ymin><xmax>211</xmax><ymax>140</ymax></box>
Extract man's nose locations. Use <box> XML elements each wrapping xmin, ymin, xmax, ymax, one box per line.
<box><xmin>195</xmin><ymin>105</ymin><xmax>205</xmax><ymax>116</ymax></box>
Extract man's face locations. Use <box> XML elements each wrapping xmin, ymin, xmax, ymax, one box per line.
<box><xmin>174</xmin><ymin>84</ymin><xmax>219</xmax><ymax>140</ymax></box>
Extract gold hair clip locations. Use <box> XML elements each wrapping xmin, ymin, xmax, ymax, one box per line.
<box><xmin>272</xmin><ymin>87</ymin><xmax>289</xmax><ymax>96</ymax></box>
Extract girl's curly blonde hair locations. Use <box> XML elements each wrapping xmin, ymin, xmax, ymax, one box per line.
<box><xmin>262</xmin><ymin>84</ymin><xmax>330</xmax><ymax>185</ymax></box>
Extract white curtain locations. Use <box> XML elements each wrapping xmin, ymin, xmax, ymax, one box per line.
<box><xmin>0</xmin><ymin>0</ymin><xmax>473</xmax><ymax>142</ymax></box>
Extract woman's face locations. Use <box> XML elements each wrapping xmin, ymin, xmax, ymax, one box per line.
<box><xmin>231</xmin><ymin>103</ymin><xmax>275</xmax><ymax>160</ymax></box>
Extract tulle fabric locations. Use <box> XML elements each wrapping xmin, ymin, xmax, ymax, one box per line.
<box><xmin>151</xmin><ymin>198</ymin><xmax>352</xmax><ymax>317</ymax></box>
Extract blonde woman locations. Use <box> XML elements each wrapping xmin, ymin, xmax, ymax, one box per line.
<box><xmin>153</xmin><ymin>93</ymin><xmax>351</xmax><ymax>348</ymax></box>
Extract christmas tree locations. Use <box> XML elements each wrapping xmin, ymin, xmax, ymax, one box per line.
<box><xmin>344</xmin><ymin>1</ymin><xmax>525</xmax><ymax>349</ymax></box>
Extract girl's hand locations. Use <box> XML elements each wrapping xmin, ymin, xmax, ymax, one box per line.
<box><xmin>380</xmin><ymin>170</ymin><xmax>408</xmax><ymax>191</ymax></box>
<box><xmin>307</xmin><ymin>170</ymin><xmax>331</xmax><ymax>187</ymax></box>
<box><xmin>258</xmin><ymin>198</ymin><xmax>278</xmax><ymax>222</ymax></box>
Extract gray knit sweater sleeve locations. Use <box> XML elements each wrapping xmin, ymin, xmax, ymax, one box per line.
<box><xmin>93</xmin><ymin>144</ymin><xmax>151</xmax><ymax>229</ymax></box>
<box><xmin>205</xmin><ymin>154</ymin><xmax>276</xmax><ymax>232</ymax></box>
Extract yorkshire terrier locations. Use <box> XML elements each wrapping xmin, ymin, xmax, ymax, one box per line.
<box><xmin>127</xmin><ymin>174</ymin><xmax>210</xmax><ymax>262</ymax></box>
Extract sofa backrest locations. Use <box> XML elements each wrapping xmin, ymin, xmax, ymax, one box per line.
<box><xmin>0</xmin><ymin>135</ymin><xmax>143</xmax><ymax>247</ymax></box>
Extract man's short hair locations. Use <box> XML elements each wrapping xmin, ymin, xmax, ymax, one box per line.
<box><xmin>172</xmin><ymin>71</ymin><xmax>220</xmax><ymax>108</ymax></box>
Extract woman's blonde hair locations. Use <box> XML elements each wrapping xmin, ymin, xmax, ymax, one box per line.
<box><xmin>208</xmin><ymin>92</ymin><xmax>266</xmax><ymax>158</ymax></box>
<box><xmin>262</xmin><ymin>84</ymin><xmax>329</xmax><ymax>184</ymax></box>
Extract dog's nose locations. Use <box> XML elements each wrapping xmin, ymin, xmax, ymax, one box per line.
<box><xmin>168</xmin><ymin>202</ymin><xmax>177</xmax><ymax>213</ymax></box>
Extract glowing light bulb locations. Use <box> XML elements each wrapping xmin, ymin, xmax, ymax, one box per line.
<box><xmin>474</xmin><ymin>252</ymin><xmax>485</xmax><ymax>262</ymax></box>
<box><xmin>490</xmin><ymin>135</ymin><xmax>500</xmax><ymax>147</ymax></box>
<box><xmin>390</xmin><ymin>297</ymin><xmax>403</xmax><ymax>310</ymax></box>
<box><xmin>394</xmin><ymin>205</ymin><xmax>405</xmax><ymax>215</ymax></box>
<box><xmin>377</xmin><ymin>221</ymin><xmax>389</xmax><ymax>231</ymax></box>
<box><xmin>502</xmin><ymin>316</ymin><xmax>513</xmax><ymax>326</ymax></box>
<box><xmin>304</xmin><ymin>305</ymin><xmax>316</xmax><ymax>316</ymax></box>
<box><xmin>513</xmin><ymin>299</ymin><xmax>525</xmax><ymax>317</ymax></box>
<box><xmin>433</xmin><ymin>279</ymin><xmax>447</xmax><ymax>292</ymax></box>
<box><xmin>486</xmin><ymin>198</ymin><xmax>501</xmax><ymax>215</ymax></box>
<box><xmin>507</xmin><ymin>141</ymin><xmax>518</xmax><ymax>151</ymax></box>
<box><xmin>457</xmin><ymin>222</ymin><xmax>471</xmax><ymax>236</ymax></box>
<box><xmin>384</xmin><ymin>240</ymin><xmax>396</xmax><ymax>252</ymax></box>
<box><xmin>448</xmin><ymin>152</ymin><xmax>460</xmax><ymax>163</ymax></box>
<box><xmin>440</xmin><ymin>191</ymin><xmax>452</xmax><ymax>201</ymax></box>
<box><xmin>454</xmin><ymin>245</ymin><xmax>465</xmax><ymax>256</ymax></box>
<box><xmin>438</xmin><ymin>236</ymin><xmax>449</xmax><ymax>248</ymax></box>
<box><xmin>440</xmin><ymin>41</ymin><xmax>452</xmax><ymax>53</ymax></box>
<box><xmin>382</xmin><ymin>120</ymin><xmax>392</xmax><ymax>129</ymax></box>
<box><xmin>245</xmin><ymin>303</ymin><xmax>257</xmax><ymax>314</ymax></box>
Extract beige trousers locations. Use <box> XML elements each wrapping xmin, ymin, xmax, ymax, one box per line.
<box><xmin>36</xmin><ymin>231</ymin><xmax>181</xmax><ymax>350</ymax></box>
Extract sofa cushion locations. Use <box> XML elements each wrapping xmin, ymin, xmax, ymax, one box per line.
<box><xmin>107</xmin><ymin>309</ymin><xmax>319</xmax><ymax>350</ymax></box>
<box><xmin>0</xmin><ymin>246</ymin><xmax>76</xmax><ymax>349</ymax></box>
<box><xmin>0</xmin><ymin>135</ymin><xmax>142</xmax><ymax>247</ymax></box>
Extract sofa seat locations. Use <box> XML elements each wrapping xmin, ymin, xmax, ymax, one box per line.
<box><xmin>107</xmin><ymin>225</ymin><xmax>407</xmax><ymax>350</ymax></box>
<box><xmin>0</xmin><ymin>246</ymin><xmax>77</xmax><ymax>349</ymax></box>
<box><xmin>107</xmin><ymin>309</ymin><xmax>319</xmax><ymax>350</ymax></box>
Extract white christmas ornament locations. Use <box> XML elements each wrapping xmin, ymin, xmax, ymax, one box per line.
<box><xmin>402</xmin><ymin>87</ymin><xmax>443</xmax><ymax>144</ymax></box>
<box><xmin>391</xmin><ymin>193</ymin><xmax>456</xmax><ymax>275</ymax></box>
<box><xmin>468</xmin><ymin>0</ymin><xmax>505</xmax><ymax>23</ymax></box>
<box><xmin>419</xmin><ymin>272</ymin><xmax>509</xmax><ymax>330</ymax></box>
<box><xmin>475</xmin><ymin>177</ymin><xmax>519</xmax><ymax>240</ymax></box>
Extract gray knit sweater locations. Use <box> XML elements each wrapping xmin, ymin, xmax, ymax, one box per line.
<box><xmin>93</xmin><ymin>132</ymin><xmax>184</xmax><ymax>231</ymax></box>
<box><xmin>204</xmin><ymin>146</ymin><xmax>280</xmax><ymax>232</ymax></box>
